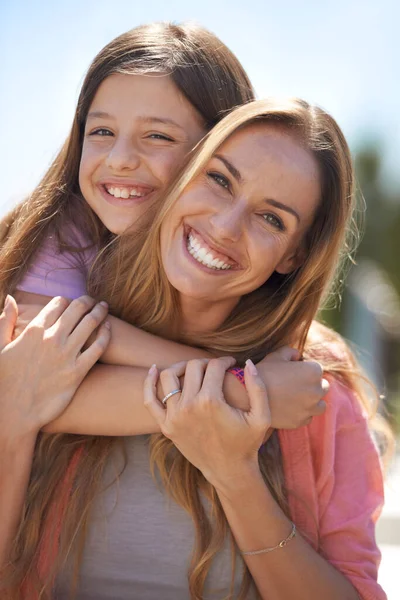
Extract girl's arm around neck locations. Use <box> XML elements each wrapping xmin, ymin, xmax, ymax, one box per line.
<box><xmin>102</xmin><ymin>314</ymin><xmax>213</xmax><ymax>368</ymax></box>
<box><xmin>15</xmin><ymin>292</ymin><xmax>213</xmax><ymax>369</ymax></box>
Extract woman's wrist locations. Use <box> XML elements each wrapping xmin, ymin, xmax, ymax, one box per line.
<box><xmin>207</xmin><ymin>458</ymin><xmax>263</xmax><ymax>499</ymax></box>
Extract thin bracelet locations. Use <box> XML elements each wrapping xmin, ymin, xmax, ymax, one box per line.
<box><xmin>241</xmin><ymin>522</ymin><xmax>296</xmax><ymax>556</ymax></box>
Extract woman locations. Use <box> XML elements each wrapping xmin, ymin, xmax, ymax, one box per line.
<box><xmin>4</xmin><ymin>99</ymin><xmax>386</xmax><ymax>599</ymax></box>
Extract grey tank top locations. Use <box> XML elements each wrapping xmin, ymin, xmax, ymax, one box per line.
<box><xmin>55</xmin><ymin>436</ymin><xmax>257</xmax><ymax>599</ymax></box>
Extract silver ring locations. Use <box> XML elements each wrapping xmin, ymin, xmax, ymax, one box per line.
<box><xmin>161</xmin><ymin>389</ymin><xmax>181</xmax><ymax>405</ymax></box>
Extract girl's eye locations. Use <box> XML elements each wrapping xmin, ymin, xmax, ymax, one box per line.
<box><xmin>262</xmin><ymin>213</ymin><xmax>285</xmax><ymax>231</ymax></box>
<box><xmin>148</xmin><ymin>133</ymin><xmax>174</xmax><ymax>142</ymax></box>
<box><xmin>207</xmin><ymin>171</ymin><xmax>230</xmax><ymax>190</ymax></box>
<box><xmin>89</xmin><ymin>128</ymin><xmax>113</xmax><ymax>137</ymax></box>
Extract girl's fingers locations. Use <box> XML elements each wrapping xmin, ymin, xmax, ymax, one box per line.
<box><xmin>29</xmin><ymin>296</ymin><xmax>70</xmax><ymax>329</ymax></box>
<box><xmin>0</xmin><ymin>295</ymin><xmax>18</xmax><ymax>347</ymax></box>
<box><xmin>200</xmin><ymin>356</ymin><xmax>236</xmax><ymax>399</ymax></box>
<box><xmin>244</xmin><ymin>359</ymin><xmax>271</xmax><ymax>427</ymax></box>
<box><xmin>76</xmin><ymin>321</ymin><xmax>111</xmax><ymax>375</ymax></box>
<box><xmin>143</xmin><ymin>365</ymin><xmax>166</xmax><ymax>423</ymax></box>
<box><xmin>67</xmin><ymin>301</ymin><xmax>109</xmax><ymax>351</ymax></box>
<box><xmin>50</xmin><ymin>295</ymin><xmax>98</xmax><ymax>337</ymax></box>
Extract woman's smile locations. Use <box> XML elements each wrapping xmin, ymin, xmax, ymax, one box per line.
<box><xmin>184</xmin><ymin>226</ymin><xmax>241</xmax><ymax>272</ymax></box>
<box><xmin>161</xmin><ymin>122</ymin><xmax>321</xmax><ymax>310</ymax></box>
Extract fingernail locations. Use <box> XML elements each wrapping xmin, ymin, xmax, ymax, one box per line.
<box><xmin>99</xmin><ymin>301</ymin><xmax>108</xmax><ymax>308</ymax></box>
<box><xmin>149</xmin><ymin>364</ymin><xmax>157</xmax><ymax>375</ymax></box>
<box><xmin>4</xmin><ymin>294</ymin><xmax>11</xmax><ymax>308</ymax></box>
<box><xmin>245</xmin><ymin>359</ymin><xmax>258</xmax><ymax>376</ymax></box>
<box><xmin>104</xmin><ymin>320</ymin><xmax>111</xmax><ymax>329</ymax></box>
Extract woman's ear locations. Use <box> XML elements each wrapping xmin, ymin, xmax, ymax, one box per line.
<box><xmin>275</xmin><ymin>247</ymin><xmax>306</xmax><ymax>275</ymax></box>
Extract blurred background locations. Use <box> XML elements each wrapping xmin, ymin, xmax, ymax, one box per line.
<box><xmin>1</xmin><ymin>0</ymin><xmax>399</xmax><ymax>596</ymax></box>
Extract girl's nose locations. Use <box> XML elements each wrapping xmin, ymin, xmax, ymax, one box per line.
<box><xmin>105</xmin><ymin>138</ymin><xmax>141</xmax><ymax>172</ymax></box>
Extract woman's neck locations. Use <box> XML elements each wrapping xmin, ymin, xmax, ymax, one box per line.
<box><xmin>179</xmin><ymin>295</ymin><xmax>239</xmax><ymax>336</ymax></box>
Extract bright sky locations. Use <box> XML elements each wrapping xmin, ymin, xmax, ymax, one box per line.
<box><xmin>1</xmin><ymin>0</ymin><xmax>399</xmax><ymax>216</ymax></box>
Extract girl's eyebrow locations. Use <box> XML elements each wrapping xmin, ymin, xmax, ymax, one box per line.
<box><xmin>86</xmin><ymin>112</ymin><xmax>185</xmax><ymax>132</ymax></box>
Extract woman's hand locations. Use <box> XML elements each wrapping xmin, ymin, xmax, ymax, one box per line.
<box><xmin>144</xmin><ymin>357</ymin><xmax>271</xmax><ymax>490</ymax></box>
<box><xmin>256</xmin><ymin>347</ymin><xmax>329</xmax><ymax>429</ymax></box>
<box><xmin>0</xmin><ymin>294</ymin><xmax>111</xmax><ymax>440</ymax></box>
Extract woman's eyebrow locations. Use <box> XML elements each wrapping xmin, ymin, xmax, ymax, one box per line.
<box><xmin>214</xmin><ymin>154</ymin><xmax>242</xmax><ymax>183</ymax></box>
<box><xmin>265</xmin><ymin>199</ymin><xmax>301</xmax><ymax>224</ymax></box>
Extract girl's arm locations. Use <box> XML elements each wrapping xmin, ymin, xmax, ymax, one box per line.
<box><xmin>0</xmin><ymin>296</ymin><xmax>110</xmax><ymax>567</ymax></box>
<box><xmin>15</xmin><ymin>291</ymin><xmax>213</xmax><ymax>368</ymax></box>
<box><xmin>17</xmin><ymin>293</ymin><xmax>328</xmax><ymax>437</ymax></box>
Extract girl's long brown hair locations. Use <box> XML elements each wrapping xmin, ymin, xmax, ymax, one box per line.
<box><xmin>0</xmin><ymin>22</ymin><xmax>256</xmax><ymax>599</ymax></box>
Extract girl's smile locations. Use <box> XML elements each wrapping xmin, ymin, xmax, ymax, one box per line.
<box><xmin>79</xmin><ymin>73</ymin><xmax>206</xmax><ymax>234</ymax></box>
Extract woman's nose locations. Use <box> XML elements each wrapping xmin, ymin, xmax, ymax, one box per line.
<box><xmin>209</xmin><ymin>206</ymin><xmax>244</xmax><ymax>242</ymax></box>
<box><xmin>105</xmin><ymin>137</ymin><xmax>141</xmax><ymax>172</ymax></box>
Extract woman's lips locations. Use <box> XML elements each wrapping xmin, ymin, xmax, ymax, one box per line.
<box><xmin>182</xmin><ymin>227</ymin><xmax>240</xmax><ymax>274</ymax></box>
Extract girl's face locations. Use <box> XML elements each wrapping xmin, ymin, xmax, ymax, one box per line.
<box><xmin>160</xmin><ymin>123</ymin><xmax>321</xmax><ymax>313</ymax></box>
<box><xmin>79</xmin><ymin>73</ymin><xmax>206</xmax><ymax>234</ymax></box>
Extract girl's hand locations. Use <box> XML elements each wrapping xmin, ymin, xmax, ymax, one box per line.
<box><xmin>144</xmin><ymin>357</ymin><xmax>271</xmax><ymax>490</ymax></box>
<box><xmin>256</xmin><ymin>346</ymin><xmax>329</xmax><ymax>428</ymax></box>
<box><xmin>13</xmin><ymin>303</ymin><xmax>46</xmax><ymax>339</ymax></box>
<box><xmin>0</xmin><ymin>294</ymin><xmax>111</xmax><ymax>439</ymax></box>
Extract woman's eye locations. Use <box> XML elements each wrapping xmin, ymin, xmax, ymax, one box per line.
<box><xmin>89</xmin><ymin>128</ymin><xmax>113</xmax><ymax>137</ymax></box>
<box><xmin>148</xmin><ymin>133</ymin><xmax>174</xmax><ymax>142</ymax></box>
<box><xmin>207</xmin><ymin>171</ymin><xmax>230</xmax><ymax>190</ymax></box>
<box><xmin>262</xmin><ymin>213</ymin><xmax>285</xmax><ymax>231</ymax></box>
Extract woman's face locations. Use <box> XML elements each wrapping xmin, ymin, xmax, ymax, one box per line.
<box><xmin>79</xmin><ymin>73</ymin><xmax>206</xmax><ymax>234</ymax></box>
<box><xmin>160</xmin><ymin>123</ymin><xmax>321</xmax><ymax>310</ymax></box>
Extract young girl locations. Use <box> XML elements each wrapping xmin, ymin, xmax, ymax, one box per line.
<box><xmin>4</xmin><ymin>99</ymin><xmax>387</xmax><ymax>599</ymax></box>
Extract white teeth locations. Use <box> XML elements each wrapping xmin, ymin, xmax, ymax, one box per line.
<box><xmin>187</xmin><ymin>233</ymin><xmax>232</xmax><ymax>271</ymax></box>
<box><xmin>105</xmin><ymin>186</ymin><xmax>147</xmax><ymax>198</ymax></box>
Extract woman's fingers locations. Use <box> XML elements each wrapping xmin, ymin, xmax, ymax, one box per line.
<box><xmin>77</xmin><ymin>321</ymin><xmax>111</xmax><ymax>375</ymax></box>
<box><xmin>144</xmin><ymin>365</ymin><xmax>166</xmax><ymax>423</ymax></box>
<box><xmin>200</xmin><ymin>357</ymin><xmax>236</xmax><ymax>401</ymax></box>
<box><xmin>244</xmin><ymin>359</ymin><xmax>271</xmax><ymax>428</ymax></box>
<box><xmin>178</xmin><ymin>359</ymin><xmax>210</xmax><ymax>402</ymax></box>
<box><xmin>0</xmin><ymin>295</ymin><xmax>18</xmax><ymax>348</ymax></box>
<box><xmin>67</xmin><ymin>301</ymin><xmax>109</xmax><ymax>351</ymax></box>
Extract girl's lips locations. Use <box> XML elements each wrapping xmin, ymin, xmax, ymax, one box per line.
<box><xmin>97</xmin><ymin>184</ymin><xmax>155</xmax><ymax>208</ymax></box>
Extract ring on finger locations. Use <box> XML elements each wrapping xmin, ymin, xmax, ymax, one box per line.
<box><xmin>161</xmin><ymin>389</ymin><xmax>181</xmax><ymax>406</ymax></box>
